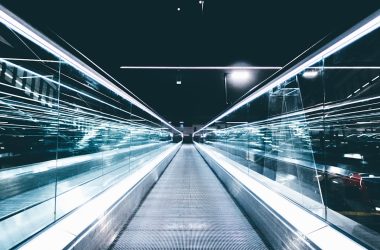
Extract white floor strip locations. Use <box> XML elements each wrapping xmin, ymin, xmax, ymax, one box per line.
<box><xmin>195</xmin><ymin>142</ymin><xmax>365</xmax><ymax>250</ymax></box>
<box><xmin>19</xmin><ymin>143</ymin><xmax>181</xmax><ymax>250</ymax></box>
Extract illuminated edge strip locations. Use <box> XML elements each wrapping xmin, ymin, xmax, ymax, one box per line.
<box><xmin>194</xmin><ymin>142</ymin><xmax>366</xmax><ymax>250</ymax></box>
<box><xmin>18</xmin><ymin>142</ymin><xmax>181</xmax><ymax>250</ymax></box>
<box><xmin>0</xmin><ymin>5</ymin><xmax>182</xmax><ymax>136</ymax></box>
<box><xmin>193</xmin><ymin>10</ymin><xmax>380</xmax><ymax>136</ymax></box>
<box><xmin>0</xmin><ymin>57</ymin><xmax>61</xmax><ymax>63</ymax></box>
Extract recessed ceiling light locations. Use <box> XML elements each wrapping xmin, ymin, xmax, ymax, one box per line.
<box><xmin>229</xmin><ymin>70</ymin><xmax>251</xmax><ymax>84</ymax></box>
<box><xmin>302</xmin><ymin>70</ymin><xmax>319</xmax><ymax>78</ymax></box>
<box><xmin>176</xmin><ymin>80</ymin><xmax>182</xmax><ymax>85</ymax></box>
<box><xmin>177</xmin><ymin>7</ymin><xmax>181</xmax><ymax>11</ymax></box>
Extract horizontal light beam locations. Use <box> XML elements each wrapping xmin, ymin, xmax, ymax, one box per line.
<box><xmin>322</xmin><ymin>66</ymin><xmax>380</xmax><ymax>69</ymax></box>
<box><xmin>120</xmin><ymin>66</ymin><xmax>282</xmax><ymax>70</ymax></box>
<box><xmin>20</xmin><ymin>75</ymin><xmax>53</xmax><ymax>79</ymax></box>
<box><xmin>120</xmin><ymin>66</ymin><xmax>380</xmax><ymax>70</ymax></box>
<box><xmin>0</xmin><ymin>57</ymin><xmax>61</xmax><ymax>63</ymax></box>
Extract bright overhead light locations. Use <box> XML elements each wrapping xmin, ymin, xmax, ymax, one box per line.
<box><xmin>229</xmin><ymin>70</ymin><xmax>251</xmax><ymax>84</ymax></box>
<box><xmin>176</xmin><ymin>80</ymin><xmax>181</xmax><ymax>85</ymax></box>
<box><xmin>302</xmin><ymin>70</ymin><xmax>319</xmax><ymax>78</ymax></box>
<box><xmin>344</xmin><ymin>153</ymin><xmax>363</xmax><ymax>160</ymax></box>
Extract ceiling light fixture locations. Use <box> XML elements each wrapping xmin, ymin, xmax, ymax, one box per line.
<box><xmin>302</xmin><ymin>70</ymin><xmax>319</xmax><ymax>78</ymax></box>
<box><xmin>176</xmin><ymin>69</ymin><xmax>182</xmax><ymax>85</ymax></box>
<box><xmin>199</xmin><ymin>1</ymin><xmax>205</xmax><ymax>12</ymax></box>
<box><xmin>229</xmin><ymin>70</ymin><xmax>252</xmax><ymax>83</ymax></box>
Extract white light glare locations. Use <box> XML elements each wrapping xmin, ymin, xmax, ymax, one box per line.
<box><xmin>229</xmin><ymin>70</ymin><xmax>251</xmax><ymax>83</ymax></box>
<box><xmin>362</xmin><ymin>82</ymin><xmax>370</xmax><ymax>88</ymax></box>
<box><xmin>176</xmin><ymin>80</ymin><xmax>181</xmax><ymax>85</ymax></box>
<box><xmin>302</xmin><ymin>70</ymin><xmax>319</xmax><ymax>78</ymax></box>
<box><xmin>344</xmin><ymin>153</ymin><xmax>363</xmax><ymax>160</ymax></box>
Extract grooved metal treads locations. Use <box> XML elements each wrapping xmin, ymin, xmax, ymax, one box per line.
<box><xmin>111</xmin><ymin>144</ymin><xmax>268</xmax><ymax>250</ymax></box>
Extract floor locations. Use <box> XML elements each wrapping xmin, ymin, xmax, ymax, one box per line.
<box><xmin>111</xmin><ymin>144</ymin><xmax>268</xmax><ymax>249</ymax></box>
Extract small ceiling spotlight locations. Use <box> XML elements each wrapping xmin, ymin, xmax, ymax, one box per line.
<box><xmin>302</xmin><ymin>70</ymin><xmax>319</xmax><ymax>78</ymax></box>
<box><xmin>176</xmin><ymin>69</ymin><xmax>182</xmax><ymax>85</ymax></box>
<box><xmin>199</xmin><ymin>0</ymin><xmax>205</xmax><ymax>12</ymax></box>
<box><xmin>177</xmin><ymin>7</ymin><xmax>181</xmax><ymax>11</ymax></box>
<box><xmin>229</xmin><ymin>70</ymin><xmax>252</xmax><ymax>84</ymax></box>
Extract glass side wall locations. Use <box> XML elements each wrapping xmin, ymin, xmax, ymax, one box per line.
<box><xmin>0</xmin><ymin>14</ymin><xmax>181</xmax><ymax>250</ymax></box>
<box><xmin>194</xmin><ymin>21</ymin><xmax>380</xmax><ymax>248</ymax></box>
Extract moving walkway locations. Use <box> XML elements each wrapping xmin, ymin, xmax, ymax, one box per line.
<box><xmin>0</xmin><ymin>4</ymin><xmax>379</xmax><ymax>250</ymax></box>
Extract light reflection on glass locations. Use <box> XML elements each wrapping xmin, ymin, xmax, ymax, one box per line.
<box><xmin>194</xmin><ymin>26</ymin><xmax>380</xmax><ymax>248</ymax></box>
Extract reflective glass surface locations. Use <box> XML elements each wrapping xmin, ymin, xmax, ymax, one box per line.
<box><xmin>194</xmin><ymin>26</ymin><xmax>380</xmax><ymax>247</ymax></box>
<box><xmin>0</xmin><ymin>20</ymin><xmax>180</xmax><ymax>249</ymax></box>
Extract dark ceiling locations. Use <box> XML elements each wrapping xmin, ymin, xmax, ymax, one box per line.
<box><xmin>1</xmin><ymin>0</ymin><xmax>379</xmax><ymax>125</ymax></box>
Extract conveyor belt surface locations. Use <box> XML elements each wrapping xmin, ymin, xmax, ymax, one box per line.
<box><xmin>111</xmin><ymin>144</ymin><xmax>268</xmax><ymax>249</ymax></box>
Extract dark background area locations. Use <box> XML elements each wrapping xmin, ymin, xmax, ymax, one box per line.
<box><xmin>1</xmin><ymin>0</ymin><xmax>378</xmax><ymax>125</ymax></box>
